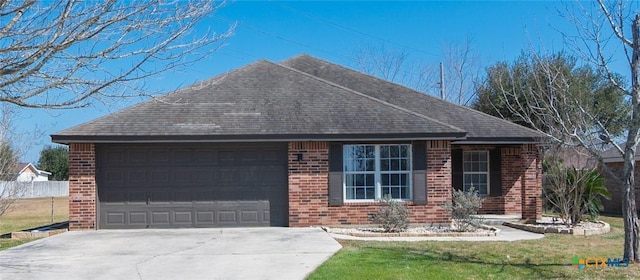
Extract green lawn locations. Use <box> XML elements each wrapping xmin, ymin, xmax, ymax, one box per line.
<box><xmin>308</xmin><ymin>216</ymin><xmax>640</xmax><ymax>279</ymax></box>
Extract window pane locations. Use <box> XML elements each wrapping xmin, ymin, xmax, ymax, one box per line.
<box><xmin>366</xmin><ymin>174</ymin><xmax>374</xmax><ymax>185</ymax></box>
<box><xmin>382</xmin><ymin>187</ymin><xmax>390</xmax><ymax>196</ymax></box>
<box><xmin>479</xmin><ymin>152</ymin><xmax>487</xmax><ymax>161</ymax></box>
<box><xmin>463</xmin><ymin>162</ymin><xmax>471</xmax><ymax>172</ymax></box>
<box><xmin>346</xmin><ymin>187</ymin><xmax>354</xmax><ymax>200</ymax></box>
<box><xmin>366</xmin><ymin>159</ymin><xmax>375</xmax><ymax>171</ymax></box>
<box><xmin>381</xmin><ymin>159</ymin><xmax>390</xmax><ymax>171</ymax></box>
<box><xmin>365</xmin><ymin>187</ymin><xmax>375</xmax><ymax>199</ymax></box>
<box><xmin>400</xmin><ymin>145</ymin><xmax>409</xmax><ymax>157</ymax></box>
<box><xmin>391</xmin><ymin>159</ymin><xmax>399</xmax><ymax>171</ymax></box>
<box><xmin>390</xmin><ymin>146</ymin><xmax>399</xmax><ymax>158</ymax></box>
<box><xmin>391</xmin><ymin>174</ymin><xmax>400</xmax><ymax>185</ymax></box>
<box><xmin>391</xmin><ymin>187</ymin><xmax>400</xmax><ymax>198</ymax></box>
<box><xmin>382</xmin><ymin>174</ymin><xmax>390</xmax><ymax>185</ymax></box>
<box><xmin>479</xmin><ymin>184</ymin><xmax>488</xmax><ymax>195</ymax></box>
<box><xmin>400</xmin><ymin>159</ymin><xmax>408</xmax><ymax>170</ymax></box>
<box><xmin>479</xmin><ymin>162</ymin><xmax>487</xmax><ymax>172</ymax></box>
<box><xmin>380</xmin><ymin>146</ymin><xmax>389</xmax><ymax>158</ymax></box>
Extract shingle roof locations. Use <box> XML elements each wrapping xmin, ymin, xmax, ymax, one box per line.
<box><xmin>281</xmin><ymin>54</ymin><xmax>543</xmax><ymax>142</ymax></box>
<box><xmin>601</xmin><ymin>144</ymin><xmax>640</xmax><ymax>163</ymax></box>
<box><xmin>52</xmin><ymin>54</ymin><xmax>542</xmax><ymax>144</ymax></box>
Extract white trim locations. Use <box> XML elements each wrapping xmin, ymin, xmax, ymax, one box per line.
<box><xmin>343</xmin><ymin>144</ymin><xmax>412</xmax><ymax>202</ymax></box>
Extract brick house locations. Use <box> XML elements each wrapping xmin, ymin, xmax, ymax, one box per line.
<box><xmin>601</xmin><ymin>146</ymin><xmax>640</xmax><ymax>214</ymax></box>
<box><xmin>52</xmin><ymin>54</ymin><xmax>543</xmax><ymax>230</ymax></box>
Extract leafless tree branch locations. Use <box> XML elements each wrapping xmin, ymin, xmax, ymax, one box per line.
<box><xmin>0</xmin><ymin>0</ymin><xmax>235</xmax><ymax>109</ymax></box>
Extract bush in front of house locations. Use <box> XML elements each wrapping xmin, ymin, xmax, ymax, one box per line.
<box><xmin>369</xmin><ymin>195</ymin><xmax>410</xmax><ymax>232</ymax></box>
<box><xmin>445</xmin><ymin>187</ymin><xmax>484</xmax><ymax>232</ymax></box>
<box><xmin>544</xmin><ymin>162</ymin><xmax>610</xmax><ymax>226</ymax></box>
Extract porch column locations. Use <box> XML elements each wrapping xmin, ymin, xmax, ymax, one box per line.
<box><xmin>521</xmin><ymin>144</ymin><xmax>542</xmax><ymax>221</ymax></box>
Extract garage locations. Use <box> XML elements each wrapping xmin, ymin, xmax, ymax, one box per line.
<box><xmin>96</xmin><ymin>143</ymin><xmax>288</xmax><ymax>229</ymax></box>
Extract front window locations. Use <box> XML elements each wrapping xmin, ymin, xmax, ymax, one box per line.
<box><xmin>343</xmin><ymin>144</ymin><xmax>411</xmax><ymax>201</ymax></box>
<box><xmin>463</xmin><ymin>151</ymin><xmax>489</xmax><ymax>195</ymax></box>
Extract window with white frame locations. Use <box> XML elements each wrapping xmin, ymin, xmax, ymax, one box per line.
<box><xmin>343</xmin><ymin>144</ymin><xmax>411</xmax><ymax>201</ymax></box>
<box><xmin>463</xmin><ymin>151</ymin><xmax>489</xmax><ymax>195</ymax></box>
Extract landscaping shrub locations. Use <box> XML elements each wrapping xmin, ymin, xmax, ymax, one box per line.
<box><xmin>445</xmin><ymin>187</ymin><xmax>484</xmax><ymax>232</ymax></box>
<box><xmin>544</xmin><ymin>163</ymin><xmax>610</xmax><ymax>226</ymax></box>
<box><xmin>369</xmin><ymin>195</ymin><xmax>410</xmax><ymax>232</ymax></box>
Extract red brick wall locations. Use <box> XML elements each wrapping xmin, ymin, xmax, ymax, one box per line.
<box><xmin>288</xmin><ymin>141</ymin><xmax>331</xmax><ymax>226</ymax></box>
<box><xmin>453</xmin><ymin>144</ymin><xmax>540</xmax><ymax>218</ymax></box>
<box><xmin>288</xmin><ymin>140</ymin><xmax>452</xmax><ymax>227</ymax></box>
<box><xmin>478</xmin><ymin>146</ymin><xmax>522</xmax><ymax>215</ymax></box>
<box><xmin>521</xmin><ymin>144</ymin><xmax>542</xmax><ymax>220</ymax></box>
<box><xmin>601</xmin><ymin>162</ymin><xmax>640</xmax><ymax>214</ymax></box>
<box><xmin>68</xmin><ymin>143</ymin><xmax>97</xmax><ymax>230</ymax></box>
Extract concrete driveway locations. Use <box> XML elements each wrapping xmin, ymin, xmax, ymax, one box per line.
<box><xmin>0</xmin><ymin>227</ymin><xmax>342</xmax><ymax>280</ymax></box>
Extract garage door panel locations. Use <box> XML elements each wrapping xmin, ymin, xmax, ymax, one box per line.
<box><xmin>106</xmin><ymin>212</ymin><xmax>125</xmax><ymax>225</ymax></box>
<box><xmin>174</xmin><ymin>211</ymin><xmax>193</xmax><ymax>224</ymax></box>
<box><xmin>102</xmin><ymin>191</ymin><xmax>126</xmax><ymax>205</ymax></box>
<box><xmin>151</xmin><ymin>212</ymin><xmax>171</xmax><ymax>224</ymax></box>
<box><xmin>196</xmin><ymin>211</ymin><xmax>214</xmax><ymax>224</ymax></box>
<box><xmin>97</xmin><ymin>143</ymin><xmax>287</xmax><ymax>229</ymax></box>
<box><xmin>151</xmin><ymin>150</ymin><xmax>170</xmax><ymax>162</ymax></box>
<box><xmin>129</xmin><ymin>212</ymin><xmax>148</xmax><ymax>225</ymax></box>
<box><xmin>129</xmin><ymin>151</ymin><xmax>147</xmax><ymax>163</ymax></box>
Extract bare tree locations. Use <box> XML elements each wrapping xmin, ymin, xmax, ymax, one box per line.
<box><xmin>0</xmin><ymin>104</ymin><xmax>28</xmax><ymax>218</ymax></box>
<box><xmin>490</xmin><ymin>1</ymin><xmax>640</xmax><ymax>262</ymax></box>
<box><xmin>354</xmin><ymin>44</ymin><xmax>413</xmax><ymax>86</ymax></box>
<box><xmin>432</xmin><ymin>35</ymin><xmax>481</xmax><ymax>105</ymax></box>
<box><xmin>353</xmin><ymin>36</ymin><xmax>481</xmax><ymax>106</ymax></box>
<box><xmin>0</xmin><ymin>0</ymin><xmax>234</xmax><ymax>109</ymax></box>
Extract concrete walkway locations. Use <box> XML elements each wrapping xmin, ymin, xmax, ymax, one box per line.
<box><xmin>329</xmin><ymin>225</ymin><xmax>544</xmax><ymax>242</ymax></box>
<box><xmin>0</xmin><ymin>227</ymin><xmax>341</xmax><ymax>280</ymax></box>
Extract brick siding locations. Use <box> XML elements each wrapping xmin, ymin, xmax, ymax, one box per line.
<box><xmin>68</xmin><ymin>140</ymin><xmax>542</xmax><ymax>230</ymax></box>
<box><xmin>68</xmin><ymin>143</ymin><xmax>97</xmax><ymax>230</ymax></box>
<box><xmin>480</xmin><ymin>147</ymin><xmax>522</xmax><ymax>215</ymax></box>
<box><xmin>288</xmin><ymin>140</ymin><xmax>452</xmax><ymax>227</ymax></box>
<box><xmin>521</xmin><ymin>144</ymin><xmax>542</xmax><ymax>220</ymax></box>
<box><xmin>601</xmin><ymin>162</ymin><xmax>640</xmax><ymax>214</ymax></box>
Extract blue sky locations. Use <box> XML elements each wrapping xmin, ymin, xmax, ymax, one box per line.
<box><xmin>14</xmin><ymin>0</ymin><xmax>632</xmax><ymax>162</ymax></box>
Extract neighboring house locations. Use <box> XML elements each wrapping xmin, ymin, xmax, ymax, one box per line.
<box><xmin>600</xmin><ymin>146</ymin><xmax>640</xmax><ymax>214</ymax></box>
<box><xmin>14</xmin><ymin>163</ymin><xmax>51</xmax><ymax>182</ymax></box>
<box><xmin>51</xmin><ymin>54</ymin><xmax>544</xmax><ymax>230</ymax></box>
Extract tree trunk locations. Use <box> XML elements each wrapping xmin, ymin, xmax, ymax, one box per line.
<box><xmin>623</xmin><ymin>14</ymin><xmax>640</xmax><ymax>263</ymax></box>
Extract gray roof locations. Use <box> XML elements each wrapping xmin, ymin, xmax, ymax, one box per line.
<box><xmin>601</xmin><ymin>144</ymin><xmax>640</xmax><ymax>163</ymax></box>
<box><xmin>281</xmin><ymin>54</ymin><xmax>543</xmax><ymax>142</ymax></box>
<box><xmin>52</xmin><ymin>54</ymin><xmax>542</xmax><ymax>144</ymax></box>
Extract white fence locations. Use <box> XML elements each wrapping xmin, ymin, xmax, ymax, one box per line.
<box><xmin>0</xmin><ymin>181</ymin><xmax>69</xmax><ymax>198</ymax></box>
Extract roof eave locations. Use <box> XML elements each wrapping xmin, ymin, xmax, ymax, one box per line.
<box><xmin>51</xmin><ymin>132</ymin><xmax>468</xmax><ymax>144</ymax></box>
<box><xmin>452</xmin><ymin>137</ymin><xmax>543</xmax><ymax>145</ymax></box>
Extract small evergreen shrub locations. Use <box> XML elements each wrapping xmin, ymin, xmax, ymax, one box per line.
<box><xmin>369</xmin><ymin>195</ymin><xmax>410</xmax><ymax>232</ymax></box>
<box><xmin>445</xmin><ymin>187</ymin><xmax>484</xmax><ymax>232</ymax></box>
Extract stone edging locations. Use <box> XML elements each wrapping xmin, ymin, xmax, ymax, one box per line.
<box><xmin>503</xmin><ymin>221</ymin><xmax>610</xmax><ymax>236</ymax></box>
<box><xmin>321</xmin><ymin>225</ymin><xmax>499</xmax><ymax>237</ymax></box>
<box><xmin>10</xmin><ymin>229</ymin><xmax>68</xmax><ymax>240</ymax></box>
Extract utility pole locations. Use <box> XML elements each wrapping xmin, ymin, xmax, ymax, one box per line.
<box><xmin>439</xmin><ymin>62</ymin><xmax>445</xmax><ymax>100</ymax></box>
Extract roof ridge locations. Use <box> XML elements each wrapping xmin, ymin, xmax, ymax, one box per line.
<box><xmin>287</xmin><ymin>55</ymin><xmax>544</xmax><ymax>137</ymax></box>
<box><xmin>271</xmin><ymin>60</ymin><xmax>466</xmax><ymax>134</ymax></box>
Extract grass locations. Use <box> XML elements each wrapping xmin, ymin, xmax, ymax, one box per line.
<box><xmin>308</xmin><ymin>216</ymin><xmax>640</xmax><ymax>279</ymax></box>
<box><xmin>0</xmin><ymin>197</ymin><xmax>68</xmax><ymax>251</ymax></box>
